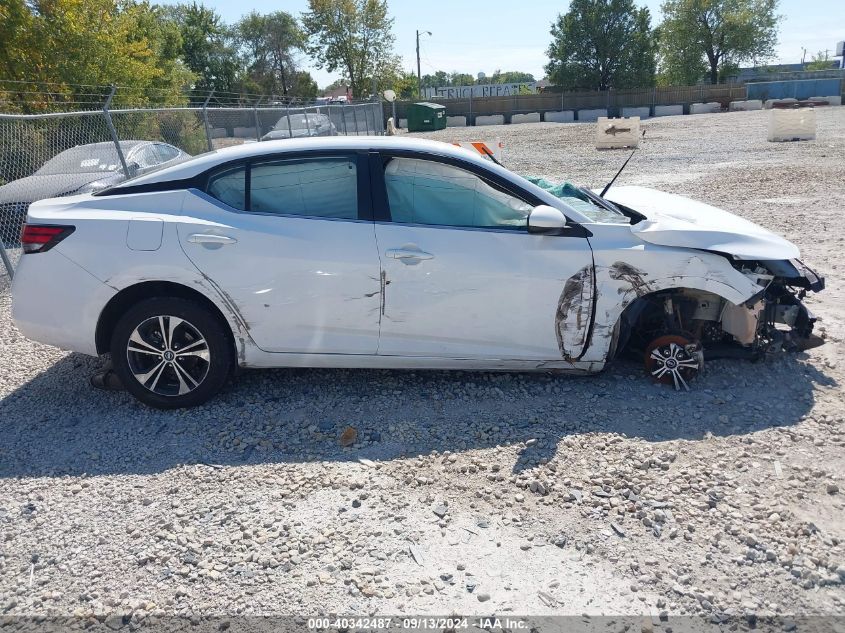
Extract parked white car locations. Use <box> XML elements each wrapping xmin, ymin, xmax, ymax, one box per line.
<box><xmin>12</xmin><ymin>137</ymin><xmax>823</xmax><ymax>408</ymax></box>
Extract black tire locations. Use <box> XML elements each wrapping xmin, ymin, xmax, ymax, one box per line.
<box><xmin>110</xmin><ymin>297</ymin><xmax>233</xmax><ymax>409</ymax></box>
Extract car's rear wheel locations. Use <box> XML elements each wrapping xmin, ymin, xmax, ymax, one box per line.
<box><xmin>110</xmin><ymin>297</ymin><xmax>233</xmax><ymax>408</ymax></box>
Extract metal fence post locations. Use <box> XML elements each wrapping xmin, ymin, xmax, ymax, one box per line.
<box><xmin>341</xmin><ymin>101</ymin><xmax>348</xmax><ymax>135</ymax></box>
<box><xmin>0</xmin><ymin>242</ymin><xmax>13</xmax><ymax>280</ymax></box>
<box><xmin>285</xmin><ymin>102</ymin><xmax>294</xmax><ymax>137</ymax></box>
<box><xmin>103</xmin><ymin>86</ymin><xmax>130</xmax><ymax>178</ymax></box>
<box><xmin>202</xmin><ymin>89</ymin><xmax>214</xmax><ymax>152</ymax></box>
<box><xmin>253</xmin><ymin>98</ymin><xmax>262</xmax><ymax>141</ymax></box>
<box><xmin>352</xmin><ymin>104</ymin><xmax>361</xmax><ymax>135</ymax></box>
<box><xmin>468</xmin><ymin>91</ymin><xmax>473</xmax><ymax>125</ymax></box>
<box><xmin>303</xmin><ymin>104</ymin><xmax>312</xmax><ymax>136</ymax></box>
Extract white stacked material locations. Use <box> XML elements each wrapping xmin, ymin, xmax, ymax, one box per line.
<box><xmin>446</xmin><ymin>116</ymin><xmax>467</xmax><ymax>127</ymax></box>
<box><xmin>767</xmin><ymin>108</ymin><xmax>816</xmax><ymax>142</ymax></box>
<box><xmin>234</xmin><ymin>127</ymin><xmax>257</xmax><ymax>138</ymax></box>
<box><xmin>595</xmin><ymin>116</ymin><xmax>641</xmax><ymax>149</ymax></box>
<box><xmin>764</xmin><ymin>98</ymin><xmax>797</xmax><ymax>109</ymax></box>
<box><xmin>654</xmin><ymin>105</ymin><xmax>683</xmax><ymax>117</ymax></box>
<box><xmin>578</xmin><ymin>109</ymin><xmax>608</xmax><ymax>122</ymax></box>
<box><xmin>544</xmin><ymin>110</ymin><xmax>575</xmax><ymax>123</ymax></box>
<box><xmin>809</xmin><ymin>96</ymin><xmax>842</xmax><ymax>106</ymax></box>
<box><xmin>690</xmin><ymin>102</ymin><xmax>720</xmax><ymax>114</ymax></box>
<box><xmin>475</xmin><ymin>114</ymin><xmax>505</xmax><ymax>126</ymax></box>
<box><xmin>209</xmin><ymin>128</ymin><xmax>227</xmax><ymax>139</ymax></box>
<box><xmin>622</xmin><ymin>107</ymin><xmax>650</xmax><ymax>119</ymax></box>
<box><xmin>729</xmin><ymin>100</ymin><xmax>763</xmax><ymax>111</ymax></box>
<box><xmin>399</xmin><ymin>118</ymin><xmax>408</xmax><ymax>128</ymax></box>
<box><xmin>511</xmin><ymin>112</ymin><xmax>541</xmax><ymax>124</ymax></box>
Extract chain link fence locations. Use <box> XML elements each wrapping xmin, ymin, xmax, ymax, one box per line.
<box><xmin>0</xmin><ymin>101</ymin><xmax>384</xmax><ymax>282</ymax></box>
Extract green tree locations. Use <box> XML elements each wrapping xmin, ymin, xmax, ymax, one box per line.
<box><xmin>290</xmin><ymin>70</ymin><xmax>318</xmax><ymax>99</ymax></box>
<box><xmin>0</xmin><ymin>0</ymin><xmax>193</xmax><ymax>111</ymax></box>
<box><xmin>659</xmin><ymin>0</ymin><xmax>781</xmax><ymax>85</ymax></box>
<box><xmin>236</xmin><ymin>11</ymin><xmax>305</xmax><ymax>97</ymax></box>
<box><xmin>805</xmin><ymin>50</ymin><xmax>833</xmax><ymax>72</ymax></box>
<box><xmin>302</xmin><ymin>0</ymin><xmax>397</xmax><ymax>99</ymax></box>
<box><xmin>490</xmin><ymin>70</ymin><xmax>536</xmax><ymax>84</ymax></box>
<box><xmin>167</xmin><ymin>3</ymin><xmax>238</xmax><ymax>96</ymax></box>
<box><xmin>392</xmin><ymin>70</ymin><xmax>418</xmax><ymax>99</ymax></box>
<box><xmin>449</xmin><ymin>73</ymin><xmax>476</xmax><ymax>86</ymax></box>
<box><xmin>546</xmin><ymin>0</ymin><xmax>657</xmax><ymax>91</ymax></box>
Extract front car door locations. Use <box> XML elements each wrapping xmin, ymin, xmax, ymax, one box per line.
<box><xmin>177</xmin><ymin>151</ymin><xmax>382</xmax><ymax>355</ymax></box>
<box><xmin>371</xmin><ymin>151</ymin><xmax>595</xmax><ymax>362</ymax></box>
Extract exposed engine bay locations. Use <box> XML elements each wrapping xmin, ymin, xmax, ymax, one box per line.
<box><xmin>612</xmin><ymin>258</ymin><xmax>825</xmax><ymax>390</ymax></box>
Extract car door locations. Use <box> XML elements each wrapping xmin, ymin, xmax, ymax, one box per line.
<box><xmin>371</xmin><ymin>152</ymin><xmax>595</xmax><ymax>361</ymax></box>
<box><xmin>177</xmin><ymin>151</ymin><xmax>382</xmax><ymax>355</ymax></box>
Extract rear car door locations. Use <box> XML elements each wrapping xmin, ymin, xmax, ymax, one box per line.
<box><xmin>371</xmin><ymin>151</ymin><xmax>595</xmax><ymax>361</ymax></box>
<box><xmin>177</xmin><ymin>151</ymin><xmax>382</xmax><ymax>354</ymax></box>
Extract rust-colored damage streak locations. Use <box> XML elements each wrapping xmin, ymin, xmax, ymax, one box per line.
<box><xmin>555</xmin><ymin>265</ymin><xmax>595</xmax><ymax>360</ymax></box>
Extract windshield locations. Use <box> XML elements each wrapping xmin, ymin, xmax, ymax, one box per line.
<box><xmin>524</xmin><ymin>176</ymin><xmax>630</xmax><ymax>224</ymax></box>
<box><xmin>36</xmin><ymin>145</ymin><xmax>125</xmax><ymax>175</ymax></box>
<box><xmin>274</xmin><ymin>114</ymin><xmax>331</xmax><ymax>130</ymax></box>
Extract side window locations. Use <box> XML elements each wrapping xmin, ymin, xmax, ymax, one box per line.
<box><xmin>250</xmin><ymin>157</ymin><xmax>357</xmax><ymax>219</ymax></box>
<box><xmin>383</xmin><ymin>157</ymin><xmax>531</xmax><ymax>229</ymax></box>
<box><xmin>207</xmin><ymin>166</ymin><xmax>246</xmax><ymax>211</ymax></box>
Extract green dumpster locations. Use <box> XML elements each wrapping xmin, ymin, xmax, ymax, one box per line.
<box><xmin>407</xmin><ymin>102</ymin><xmax>447</xmax><ymax>132</ymax></box>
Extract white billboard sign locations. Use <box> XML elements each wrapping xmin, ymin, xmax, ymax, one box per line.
<box><xmin>423</xmin><ymin>83</ymin><xmax>537</xmax><ymax>100</ymax></box>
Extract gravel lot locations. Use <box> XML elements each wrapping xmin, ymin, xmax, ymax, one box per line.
<box><xmin>1</xmin><ymin>108</ymin><xmax>844</xmax><ymax>627</ymax></box>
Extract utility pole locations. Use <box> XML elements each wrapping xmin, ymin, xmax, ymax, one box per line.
<box><xmin>416</xmin><ymin>29</ymin><xmax>431</xmax><ymax>99</ymax></box>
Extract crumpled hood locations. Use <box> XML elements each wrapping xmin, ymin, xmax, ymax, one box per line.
<box><xmin>602</xmin><ymin>186</ymin><xmax>800</xmax><ymax>260</ymax></box>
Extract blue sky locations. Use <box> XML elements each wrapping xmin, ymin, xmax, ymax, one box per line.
<box><xmin>161</xmin><ymin>0</ymin><xmax>843</xmax><ymax>87</ymax></box>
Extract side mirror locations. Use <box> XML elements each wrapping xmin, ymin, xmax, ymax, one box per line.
<box><xmin>126</xmin><ymin>161</ymin><xmax>141</xmax><ymax>178</ymax></box>
<box><xmin>527</xmin><ymin>204</ymin><xmax>568</xmax><ymax>234</ymax></box>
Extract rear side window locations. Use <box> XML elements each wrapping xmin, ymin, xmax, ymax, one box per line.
<box><xmin>207</xmin><ymin>166</ymin><xmax>246</xmax><ymax>210</ymax></box>
<box><xmin>250</xmin><ymin>157</ymin><xmax>357</xmax><ymax>219</ymax></box>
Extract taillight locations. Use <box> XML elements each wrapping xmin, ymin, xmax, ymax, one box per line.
<box><xmin>20</xmin><ymin>224</ymin><xmax>75</xmax><ymax>254</ymax></box>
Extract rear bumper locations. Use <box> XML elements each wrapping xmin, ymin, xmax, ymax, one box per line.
<box><xmin>11</xmin><ymin>250</ymin><xmax>115</xmax><ymax>356</ymax></box>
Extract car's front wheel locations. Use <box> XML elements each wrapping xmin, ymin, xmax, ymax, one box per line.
<box><xmin>110</xmin><ymin>297</ymin><xmax>233</xmax><ymax>408</ymax></box>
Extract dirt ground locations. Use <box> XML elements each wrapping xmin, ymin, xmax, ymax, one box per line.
<box><xmin>0</xmin><ymin>108</ymin><xmax>843</xmax><ymax>629</ymax></box>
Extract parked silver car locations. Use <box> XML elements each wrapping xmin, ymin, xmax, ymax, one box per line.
<box><xmin>260</xmin><ymin>113</ymin><xmax>337</xmax><ymax>140</ymax></box>
<box><xmin>0</xmin><ymin>140</ymin><xmax>189</xmax><ymax>245</ymax></box>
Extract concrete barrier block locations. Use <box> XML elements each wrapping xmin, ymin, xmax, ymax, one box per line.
<box><xmin>622</xmin><ymin>107</ymin><xmax>650</xmax><ymax>119</ymax></box>
<box><xmin>764</xmin><ymin>98</ymin><xmax>797</xmax><ymax>109</ymax></box>
<box><xmin>768</xmin><ymin>108</ymin><xmax>816</xmax><ymax>142</ymax></box>
<box><xmin>511</xmin><ymin>112</ymin><xmax>541</xmax><ymax>124</ymax></box>
<box><xmin>209</xmin><ymin>127</ymin><xmax>227</xmax><ymax>139</ymax></box>
<box><xmin>810</xmin><ymin>95</ymin><xmax>842</xmax><ymax>106</ymax></box>
<box><xmin>446</xmin><ymin>116</ymin><xmax>467</xmax><ymax>127</ymax></box>
<box><xmin>595</xmin><ymin>116</ymin><xmax>641</xmax><ymax>149</ymax></box>
<box><xmin>475</xmin><ymin>114</ymin><xmax>505</xmax><ymax>126</ymax></box>
<box><xmin>578</xmin><ymin>109</ymin><xmax>608</xmax><ymax>122</ymax></box>
<box><xmin>654</xmin><ymin>105</ymin><xmax>684</xmax><ymax>117</ymax></box>
<box><xmin>690</xmin><ymin>102</ymin><xmax>720</xmax><ymax>114</ymax></box>
<box><xmin>730</xmin><ymin>100</ymin><xmax>763</xmax><ymax>111</ymax></box>
<box><xmin>399</xmin><ymin>118</ymin><xmax>408</xmax><ymax>129</ymax></box>
<box><xmin>234</xmin><ymin>126</ymin><xmax>257</xmax><ymax>138</ymax></box>
<box><xmin>544</xmin><ymin>110</ymin><xmax>575</xmax><ymax>123</ymax></box>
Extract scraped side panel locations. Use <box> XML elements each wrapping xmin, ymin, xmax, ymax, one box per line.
<box><xmin>555</xmin><ymin>265</ymin><xmax>595</xmax><ymax>360</ymax></box>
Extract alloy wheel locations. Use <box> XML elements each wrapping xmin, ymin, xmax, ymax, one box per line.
<box><xmin>125</xmin><ymin>315</ymin><xmax>211</xmax><ymax>397</ymax></box>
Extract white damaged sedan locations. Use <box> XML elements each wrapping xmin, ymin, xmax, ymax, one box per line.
<box><xmin>12</xmin><ymin>137</ymin><xmax>824</xmax><ymax>408</ymax></box>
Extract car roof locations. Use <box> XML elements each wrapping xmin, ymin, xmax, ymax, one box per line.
<box><xmin>103</xmin><ymin>136</ymin><xmax>594</xmax><ymax>224</ymax></box>
<box><xmin>114</xmin><ymin>137</ymin><xmax>499</xmax><ymax>188</ymax></box>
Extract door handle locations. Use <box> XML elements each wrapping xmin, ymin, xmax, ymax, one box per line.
<box><xmin>187</xmin><ymin>233</ymin><xmax>237</xmax><ymax>245</ymax></box>
<box><xmin>386</xmin><ymin>248</ymin><xmax>433</xmax><ymax>260</ymax></box>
